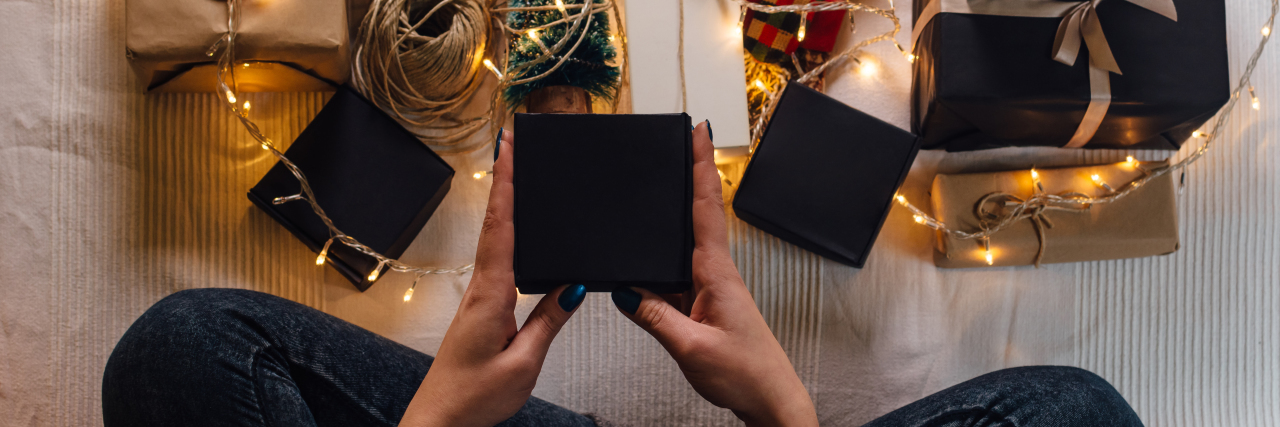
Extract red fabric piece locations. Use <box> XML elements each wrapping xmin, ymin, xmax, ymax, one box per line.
<box><xmin>799</xmin><ymin>9</ymin><xmax>846</xmax><ymax>52</ymax></box>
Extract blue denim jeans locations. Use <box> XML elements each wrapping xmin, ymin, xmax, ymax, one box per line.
<box><xmin>103</xmin><ymin>289</ymin><xmax>1142</xmax><ymax>427</ymax></box>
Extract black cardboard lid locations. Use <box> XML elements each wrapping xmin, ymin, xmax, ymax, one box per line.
<box><xmin>732</xmin><ymin>83</ymin><xmax>921</xmax><ymax>267</ymax></box>
<box><xmin>248</xmin><ymin>88</ymin><xmax>454</xmax><ymax>289</ymax></box>
<box><xmin>514</xmin><ymin>113</ymin><xmax>693</xmax><ymax>293</ymax></box>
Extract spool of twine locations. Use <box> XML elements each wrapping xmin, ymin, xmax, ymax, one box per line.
<box><xmin>352</xmin><ymin>0</ymin><xmax>489</xmax><ymax>147</ymax></box>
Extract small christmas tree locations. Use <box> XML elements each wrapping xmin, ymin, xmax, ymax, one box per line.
<box><xmin>504</xmin><ymin>0</ymin><xmax>619</xmax><ymax>113</ymax></box>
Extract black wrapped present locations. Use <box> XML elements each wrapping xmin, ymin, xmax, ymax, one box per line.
<box><xmin>732</xmin><ymin>83</ymin><xmax>921</xmax><ymax>267</ymax></box>
<box><xmin>248</xmin><ymin>88</ymin><xmax>454</xmax><ymax>291</ymax></box>
<box><xmin>514</xmin><ymin>113</ymin><xmax>693</xmax><ymax>294</ymax></box>
<box><xmin>910</xmin><ymin>0</ymin><xmax>1228</xmax><ymax>151</ymax></box>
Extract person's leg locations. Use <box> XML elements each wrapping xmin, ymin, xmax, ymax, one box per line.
<box><xmin>861</xmin><ymin>366</ymin><xmax>1143</xmax><ymax>427</ymax></box>
<box><xmin>102</xmin><ymin>288</ymin><xmax>595</xmax><ymax>427</ymax></box>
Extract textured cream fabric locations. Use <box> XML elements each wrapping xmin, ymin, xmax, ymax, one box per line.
<box><xmin>0</xmin><ymin>0</ymin><xmax>1276</xmax><ymax>426</ymax></box>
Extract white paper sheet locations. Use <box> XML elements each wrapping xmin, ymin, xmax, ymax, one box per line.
<box><xmin>623</xmin><ymin>0</ymin><xmax>752</xmax><ymax>148</ymax></box>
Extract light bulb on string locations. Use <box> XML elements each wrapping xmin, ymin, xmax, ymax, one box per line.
<box><xmin>272</xmin><ymin>193</ymin><xmax>304</xmax><ymax>205</ymax></box>
<box><xmin>1250</xmin><ymin>86</ymin><xmax>1260</xmax><ymax>110</ymax></box>
<box><xmin>554</xmin><ymin>0</ymin><xmax>568</xmax><ymax>17</ymax></box>
<box><xmin>526</xmin><ymin>29</ymin><xmax>552</xmax><ymax>55</ymax></box>
<box><xmin>368</xmin><ymin>259</ymin><xmax>388</xmax><ymax>282</ymax></box>
<box><xmin>225</xmin><ymin>90</ymin><xmax>237</xmax><ymax>104</ymax></box>
<box><xmin>316</xmin><ymin>237</ymin><xmax>333</xmax><ymax>266</ymax></box>
<box><xmin>913</xmin><ymin>215</ymin><xmax>925</xmax><ymax>224</ymax></box>
<box><xmin>1091</xmin><ymin>174</ymin><xmax>1114</xmax><ymax>192</ymax></box>
<box><xmin>797</xmin><ymin>13</ymin><xmax>807</xmax><ymax>42</ymax></box>
<box><xmin>405</xmin><ymin>274</ymin><xmax>425</xmax><ymax>302</ymax></box>
<box><xmin>1264</xmin><ymin>26</ymin><xmax>1272</xmax><ymax>37</ymax></box>
<box><xmin>1192</xmin><ymin>130</ymin><xmax>1204</xmax><ymax>138</ymax></box>
<box><xmin>857</xmin><ymin>57</ymin><xmax>878</xmax><ymax>77</ymax></box>
<box><xmin>482</xmin><ymin>59</ymin><xmax>504</xmax><ymax>80</ymax></box>
<box><xmin>1030</xmin><ymin>168</ymin><xmax>1044</xmax><ymax>193</ymax></box>
<box><xmin>894</xmin><ymin>42</ymin><xmax>916</xmax><ymax>63</ymax></box>
<box><xmin>983</xmin><ymin>237</ymin><xmax>994</xmax><ymax>265</ymax></box>
<box><xmin>753</xmin><ymin>80</ymin><xmax>773</xmax><ymax>98</ymax></box>
<box><xmin>1125</xmin><ymin>156</ymin><xmax>1137</xmax><ymax>168</ymax></box>
<box><xmin>242</xmin><ymin>101</ymin><xmax>251</xmax><ymax>113</ymax></box>
<box><xmin>473</xmin><ymin>170</ymin><xmax>491</xmax><ymax>180</ymax></box>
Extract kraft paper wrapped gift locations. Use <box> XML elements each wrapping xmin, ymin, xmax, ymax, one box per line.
<box><xmin>910</xmin><ymin>0</ymin><xmax>1228</xmax><ymax>151</ymax></box>
<box><xmin>126</xmin><ymin>0</ymin><xmax>349</xmax><ymax>92</ymax></box>
<box><xmin>931</xmin><ymin>162</ymin><xmax>1179</xmax><ymax>268</ymax></box>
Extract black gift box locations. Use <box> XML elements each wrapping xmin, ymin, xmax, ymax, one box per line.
<box><xmin>514</xmin><ymin>113</ymin><xmax>693</xmax><ymax>294</ymax></box>
<box><xmin>911</xmin><ymin>0</ymin><xmax>1228</xmax><ymax>151</ymax></box>
<box><xmin>733</xmin><ymin>83</ymin><xmax>921</xmax><ymax>267</ymax></box>
<box><xmin>248</xmin><ymin>88</ymin><xmax>454</xmax><ymax>291</ymax></box>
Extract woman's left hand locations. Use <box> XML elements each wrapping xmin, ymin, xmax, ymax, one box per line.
<box><xmin>399</xmin><ymin>130</ymin><xmax>587</xmax><ymax>427</ymax></box>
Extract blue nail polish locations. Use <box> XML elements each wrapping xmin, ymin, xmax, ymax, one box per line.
<box><xmin>705</xmin><ymin>120</ymin><xmax>713</xmax><ymax>142</ymax></box>
<box><xmin>558</xmin><ymin>284</ymin><xmax>587</xmax><ymax>312</ymax></box>
<box><xmin>611</xmin><ymin>287</ymin><xmax>641</xmax><ymax>315</ymax></box>
<box><xmin>494</xmin><ymin>128</ymin><xmax>503</xmax><ymax>161</ymax></box>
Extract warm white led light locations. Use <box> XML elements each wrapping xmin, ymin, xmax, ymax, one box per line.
<box><xmin>482</xmin><ymin>59</ymin><xmax>504</xmax><ymax>80</ymax></box>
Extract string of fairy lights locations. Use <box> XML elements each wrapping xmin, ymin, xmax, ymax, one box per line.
<box><xmin>212</xmin><ymin>0</ymin><xmax>631</xmax><ymax>301</ymax></box>
<box><xmin>211</xmin><ymin>0</ymin><xmax>476</xmax><ymax>302</ymax></box>
<box><xmin>212</xmin><ymin>0</ymin><xmax>1275</xmax><ymax>301</ymax></box>
<box><xmin>896</xmin><ymin>0</ymin><xmax>1276</xmax><ymax>265</ymax></box>
<box><xmin>734</xmin><ymin>0</ymin><xmax>1276</xmax><ymax>266</ymax></box>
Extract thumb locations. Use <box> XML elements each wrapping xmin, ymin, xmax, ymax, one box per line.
<box><xmin>611</xmin><ymin>287</ymin><xmax>699</xmax><ymax>353</ymax></box>
<box><xmin>507</xmin><ymin>284</ymin><xmax>587</xmax><ymax>359</ymax></box>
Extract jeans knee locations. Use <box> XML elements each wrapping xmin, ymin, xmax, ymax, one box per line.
<box><xmin>112</xmin><ymin>288</ymin><xmax>279</xmax><ymax>358</ymax></box>
<box><xmin>987</xmin><ymin>366</ymin><xmax>1141</xmax><ymax>426</ymax></box>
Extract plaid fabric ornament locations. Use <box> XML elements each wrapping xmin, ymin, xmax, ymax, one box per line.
<box><xmin>743</xmin><ymin>0</ymin><xmax>847</xmax><ymax>63</ymax></box>
<box><xmin>743</xmin><ymin>0</ymin><xmax>806</xmax><ymax>63</ymax></box>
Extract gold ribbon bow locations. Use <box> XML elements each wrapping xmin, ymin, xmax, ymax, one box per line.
<box><xmin>911</xmin><ymin>0</ymin><xmax>1178</xmax><ymax>148</ymax></box>
<box><xmin>975</xmin><ymin>190</ymin><xmax>1091</xmax><ymax>267</ymax></box>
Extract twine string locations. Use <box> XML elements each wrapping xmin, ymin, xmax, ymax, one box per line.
<box><xmin>351</xmin><ymin>0</ymin><xmax>491</xmax><ymax>150</ymax></box>
<box><xmin>974</xmin><ymin>191</ymin><xmax>1091</xmax><ymax>266</ymax></box>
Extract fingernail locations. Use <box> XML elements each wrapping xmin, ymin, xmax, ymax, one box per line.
<box><xmin>494</xmin><ymin>127</ymin><xmax>503</xmax><ymax>161</ymax></box>
<box><xmin>705</xmin><ymin>120</ymin><xmax>713</xmax><ymax>142</ymax></box>
<box><xmin>558</xmin><ymin>284</ymin><xmax>587</xmax><ymax>312</ymax></box>
<box><xmin>611</xmin><ymin>287</ymin><xmax>641</xmax><ymax>315</ymax></box>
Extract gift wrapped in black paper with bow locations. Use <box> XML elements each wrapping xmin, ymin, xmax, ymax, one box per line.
<box><xmin>910</xmin><ymin>0</ymin><xmax>1228</xmax><ymax>151</ymax></box>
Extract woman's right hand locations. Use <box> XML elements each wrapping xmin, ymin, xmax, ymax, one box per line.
<box><xmin>610</xmin><ymin>121</ymin><xmax>818</xmax><ymax>426</ymax></box>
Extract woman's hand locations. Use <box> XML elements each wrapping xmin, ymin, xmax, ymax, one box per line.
<box><xmin>610</xmin><ymin>122</ymin><xmax>818</xmax><ymax>426</ymax></box>
<box><xmin>400</xmin><ymin>130</ymin><xmax>587</xmax><ymax>427</ymax></box>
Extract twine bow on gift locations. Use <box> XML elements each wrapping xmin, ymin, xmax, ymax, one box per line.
<box><xmin>910</xmin><ymin>0</ymin><xmax>1178</xmax><ymax>148</ymax></box>
<box><xmin>974</xmin><ymin>190</ymin><xmax>1092</xmax><ymax>267</ymax></box>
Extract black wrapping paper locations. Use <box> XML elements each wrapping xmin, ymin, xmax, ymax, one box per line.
<box><xmin>248</xmin><ymin>88</ymin><xmax>454</xmax><ymax>291</ymax></box>
<box><xmin>911</xmin><ymin>0</ymin><xmax>1229</xmax><ymax>151</ymax></box>
<box><xmin>513</xmin><ymin>113</ymin><xmax>694</xmax><ymax>294</ymax></box>
<box><xmin>733</xmin><ymin>83</ymin><xmax>921</xmax><ymax>268</ymax></box>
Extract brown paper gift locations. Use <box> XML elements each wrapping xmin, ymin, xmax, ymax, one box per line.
<box><xmin>931</xmin><ymin>161</ymin><xmax>1179</xmax><ymax>268</ymax></box>
<box><xmin>126</xmin><ymin>0</ymin><xmax>349</xmax><ymax>92</ymax></box>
